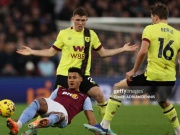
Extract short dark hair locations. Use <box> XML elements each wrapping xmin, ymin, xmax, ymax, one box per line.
<box><xmin>73</xmin><ymin>7</ymin><xmax>88</xmax><ymax>17</ymax></box>
<box><xmin>150</xmin><ymin>2</ymin><xmax>169</xmax><ymax>19</ymax></box>
<box><xmin>68</xmin><ymin>67</ymin><xmax>83</xmax><ymax>77</ymax></box>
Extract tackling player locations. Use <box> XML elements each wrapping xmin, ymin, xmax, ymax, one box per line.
<box><xmin>6</xmin><ymin>67</ymin><xmax>97</xmax><ymax>135</ymax></box>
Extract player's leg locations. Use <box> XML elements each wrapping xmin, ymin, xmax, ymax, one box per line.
<box><xmin>99</xmin><ymin>73</ymin><xmax>147</xmax><ymax>130</ymax></box>
<box><xmin>22</xmin><ymin>75</ymin><xmax>68</xmax><ymax>135</ymax></box>
<box><xmin>159</xmin><ymin>101</ymin><xmax>180</xmax><ymax>135</ymax></box>
<box><xmin>156</xmin><ymin>83</ymin><xmax>180</xmax><ymax>135</ymax></box>
<box><xmin>80</xmin><ymin>76</ymin><xmax>107</xmax><ymax>119</ymax></box>
<box><xmin>28</xmin><ymin>98</ymin><xmax>68</xmax><ymax>129</ymax></box>
<box><xmin>7</xmin><ymin>98</ymin><xmax>47</xmax><ymax>134</ymax></box>
<box><xmin>80</xmin><ymin>76</ymin><xmax>116</xmax><ymax>134</ymax></box>
<box><xmin>99</xmin><ymin>79</ymin><xmax>127</xmax><ymax>130</ymax></box>
<box><xmin>84</xmin><ymin>73</ymin><xmax>148</xmax><ymax>134</ymax></box>
<box><xmin>84</xmin><ymin>79</ymin><xmax>127</xmax><ymax>135</ymax></box>
<box><xmin>87</xmin><ymin>86</ymin><xmax>107</xmax><ymax>117</ymax></box>
<box><xmin>28</xmin><ymin>112</ymin><xmax>65</xmax><ymax>128</ymax></box>
<box><xmin>87</xmin><ymin>85</ymin><xmax>116</xmax><ymax>134</ymax></box>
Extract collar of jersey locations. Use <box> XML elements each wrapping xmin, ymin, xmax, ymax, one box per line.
<box><xmin>71</xmin><ymin>27</ymin><xmax>84</xmax><ymax>34</ymax></box>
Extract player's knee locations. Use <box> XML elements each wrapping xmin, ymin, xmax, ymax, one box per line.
<box><xmin>114</xmin><ymin>79</ymin><xmax>127</xmax><ymax>89</ymax></box>
<box><xmin>114</xmin><ymin>81</ymin><xmax>122</xmax><ymax>89</ymax></box>
<box><xmin>35</xmin><ymin>98</ymin><xmax>48</xmax><ymax>114</ymax></box>
<box><xmin>36</xmin><ymin>98</ymin><xmax>46</xmax><ymax>105</ymax></box>
<box><xmin>94</xmin><ymin>92</ymin><xmax>105</xmax><ymax>103</ymax></box>
<box><xmin>96</xmin><ymin>93</ymin><xmax>104</xmax><ymax>101</ymax></box>
<box><xmin>87</xmin><ymin>87</ymin><xmax>106</xmax><ymax>103</ymax></box>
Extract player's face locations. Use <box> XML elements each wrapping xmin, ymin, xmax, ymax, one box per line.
<box><xmin>72</xmin><ymin>15</ymin><xmax>88</xmax><ymax>32</ymax></box>
<box><xmin>68</xmin><ymin>72</ymin><xmax>82</xmax><ymax>90</ymax></box>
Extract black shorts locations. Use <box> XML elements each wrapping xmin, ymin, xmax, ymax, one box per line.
<box><xmin>53</xmin><ymin>75</ymin><xmax>99</xmax><ymax>94</ymax></box>
<box><xmin>127</xmin><ymin>73</ymin><xmax>175</xmax><ymax>102</ymax></box>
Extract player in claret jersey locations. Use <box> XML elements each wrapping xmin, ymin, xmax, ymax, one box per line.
<box><xmin>6</xmin><ymin>67</ymin><xmax>97</xmax><ymax>135</ymax></box>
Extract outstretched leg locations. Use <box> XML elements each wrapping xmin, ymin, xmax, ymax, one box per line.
<box><xmin>7</xmin><ymin>98</ymin><xmax>47</xmax><ymax>135</ymax></box>
<box><xmin>100</xmin><ymin>79</ymin><xmax>127</xmax><ymax>130</ymax></box>
<box><xmin>85</xmin><ymin>79</ymin><xmax>127</xmax><ymax>134</ymax></box>
<box><xmin>159</xmin><ymin>101</ymin><xmax>180</xmax><ymax>135</ymax></box>
<box><xmin>87</xmin><ymin>86</ymin><xmax>117</xmax><ymax>135</ymax></box>
<box><xmin>28</xmin><ymin>112</ymin><xmax>65</xmax><ymax>129</ymax></box>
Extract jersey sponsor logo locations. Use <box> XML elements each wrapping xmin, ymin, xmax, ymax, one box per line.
<box><xmin>73</xmin><ymin>46</ymin><xmax>84</xmax><ymax>52</ymax></box>
<box><xmin>70</xmin><ymin>53</ymin><xmax>85</xmax><ymax>59</ymax></box>
<box><xmin>62</xmin><ymin>91</ymin><xmax>78</xmax><ymax>99</ymax></box>
<box><xmin>71</xmin><ymin>46</ymin><xmax>86</xmax><ymax>59</ymax></box>
<box><xmin>85</xmin><ymin>37</ymin><xmax>90</xmax><ymax>42</ymax></box>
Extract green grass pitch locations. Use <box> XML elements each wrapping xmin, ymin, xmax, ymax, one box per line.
<box><xmin>0</xmin><ymin>104</ymin><xmax>180</xmax><ymax>135</ymax></box>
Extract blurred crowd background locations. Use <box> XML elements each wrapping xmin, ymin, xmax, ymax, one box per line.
<box><xmin>0</xmin><ymin>0</ymin><xmax>180</xmax><ymax>77</ymax></box>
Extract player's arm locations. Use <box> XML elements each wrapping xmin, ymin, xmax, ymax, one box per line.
<box><xmin>97</xmin><ymin>42</ymin><xmax>138</xmax><ymax>57</ymax></box>
<box><xmin>49</xmin><ymin>88</ymin><xmax>58</xmax><ymax>100</ymax></box>
<box><xmin>132</xmin><ymin>40</ymin><xmax>149</xmax><ymax>72</ymax></box>
<box><xmin>83</xmin><ymin>97</ymin><xmax>97</xmax><ymax>125</ymax></box>
<box><xmin>84</xmin><ymin>110</ymin><xmax>100</xmax><ymax>135</ymax></box>
<box><xmin>84</xmin><ymin>110</ymin><xmax>97</xmax><ymax>126</ymax></box>
<box><xmin>178</xmin><ymin>51</ymin><xmax>180</xmax><ymax>64</ymax></box>
<box><xmin>16</xmin><ymin>46</ymin><xmax>57</xmax><ymax>57</ymax></box>
<box><xmin>126</xmin><ymin>40</ymin><xmax>149</xmax><ymax>81</ymax></box>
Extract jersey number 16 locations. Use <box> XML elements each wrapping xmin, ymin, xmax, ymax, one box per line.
<box><xmin>158</xmin><ymin>38</ymin><xmax>174</xmax><ymax>60</ymax></box>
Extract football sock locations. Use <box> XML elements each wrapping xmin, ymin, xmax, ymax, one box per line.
<box><xmin>175</xmin><ymin>126</ymin><xmax>180</xmax><ymax>135</ymax></box>
<box><xmin>36</xmin><ymin>116</ymin><xmax>42</xmax><ymax>120</ymax></box>
<box><xmin>18</xmin><ymin>100</ymin><xmax>40</xmax><ymax>126</ymax></box>
<box><xmin>163</xmin><ymin>104</ymin><xmax>180</xmax><ymax>128</ymax></box>
<box><xmin>46</xmin><ymin>114</ymin><xmax>61</xmax><ymax>127</ymax></box>
<box><xmin>97</xmin><ymin>101</ymin><xmax>108</xmax><ymax>118</ymax></box>
<box><xmin>100</xmin><ymin>120</ymin><xmax>110</xmax><ymax>129</ymax></box>
<box><xmin>17</xmin><ymin>121</ymin><xmax>22</xmax><ymax>130</ymax></box>
<box><xmin>101</xmin><ymin>97</ymin><xmax>121</xmax><ymax>129</ymax></box>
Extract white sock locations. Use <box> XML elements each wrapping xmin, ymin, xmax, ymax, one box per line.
<box><xmin>100</xmin><ymin>119</ymin><xmax>110</xmax><ymax>129</ymax></box>
<box><xmin>175</xmin><ymin>126</ymin><xmax>180</xmax><ymax>135</ymax></box>
<box><xmin>17</xmin><ymin>121</ymin><xmax>22</xmax><ymax>130</ymax></box>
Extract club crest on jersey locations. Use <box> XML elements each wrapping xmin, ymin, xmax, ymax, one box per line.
<box><xmin>62</xmin><ymin>91</ymin><xmax>78</xmax><ymax>99</ymax></box>
<box><xmin>72</xmin><ymin>94</ymin><xmax>78</xmax><ymax>99</ymax></box>
<box><xmin>85</xmin><ymin>36</ymin><xmax>90</xmax><ymax>42</ymax></box>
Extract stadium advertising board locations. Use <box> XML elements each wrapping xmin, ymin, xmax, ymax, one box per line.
<box><xmin>0</xmin><ymin>77</ymin><xmax>179</xmax><ymax>104</ymax></box>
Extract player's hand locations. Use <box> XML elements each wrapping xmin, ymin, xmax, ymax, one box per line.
<box><xmin>16</xmin><ymin>46</ymin><xmax>32</xmax><ymax>55</ymax></box>
<box><xmin>123</xmin><ymin>42</ymin><xmax>138</xmax><ymax>52</ymax></box>
<box><xmin>126</xmin><ymin>70</ymin><xmax>135</xmax><ymax>81</ymax></box>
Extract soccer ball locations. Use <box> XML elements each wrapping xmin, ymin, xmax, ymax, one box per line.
<box><xmin>0</xmin><ymin>99</ymin><xmax>15</xmax><ymax>117</ymax></box>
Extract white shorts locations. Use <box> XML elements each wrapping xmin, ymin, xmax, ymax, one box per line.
<box><xmin>43</xmin><ymin>98</ymin><xmax>68</xmax><ymax>128</ymax></box>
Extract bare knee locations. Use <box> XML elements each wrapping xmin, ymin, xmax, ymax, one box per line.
<box><xmin>36</xmin><ymin>98</ymin><xmax>48</xmax><ymax>114</ymax></box>
<box><xmin>94</xmin><ymin>92</ymin><xmax>105</xmax><ymax>103</ymax></box>
<box><xmin>87</xmin><ymin>86</ymin><xmax>106</xmax><ymax>103</ymax></box>
<box><xmin>114</xmin><ymin>79</ymin><xmax>128</xmax><ymax>89</ymax></box>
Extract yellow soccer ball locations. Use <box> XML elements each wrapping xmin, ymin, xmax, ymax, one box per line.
<box><xmin>0</xmin><ymin>99</ymin><xmax>15</xmax><ymax>117</ymax></box>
